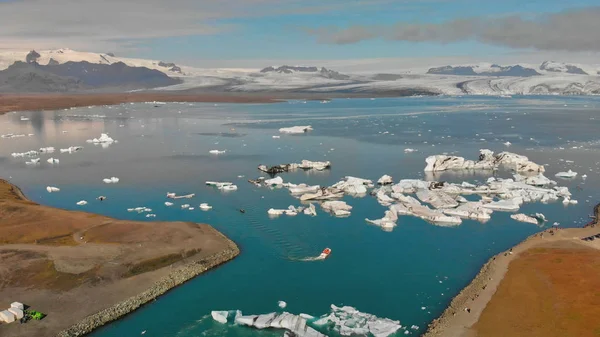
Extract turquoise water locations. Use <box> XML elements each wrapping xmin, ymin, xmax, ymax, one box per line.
<box><xmin>1</xmin><ymin>96</ymin><xmax>599</xmax><ymax>336</ymax></box>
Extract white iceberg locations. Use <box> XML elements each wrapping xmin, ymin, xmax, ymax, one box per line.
<box><xmin>209</xmin><ymin>150</ymin><xmax>226</xmax><ymax>154</ymax></box>
<box><xmin>424</xmin><ymin>149</ymin><xmax>544</xmax><ymax>173</ymax></box>
<box><xmin>167</xmin><ymin>192</ymin><xmax>195</xmax><ymax>199</ymax></box>
<box><xmin>47</xmin><ymin>158</ymin><xmax>59</xmax><ymax>164</ymax></box>
<box><xmin>555</xmin><ymin>169</ymin><xmax>578</xmax><ymax>178</ymax></box>
<box><xmin>87</xmin><ymin>133</ymin><xmax>115</xmax><ymax>144</ymax></box>
<box><xmin>314</xmin><ymin>304</ymin><xmax>401</xmax><ymax>337</ymax></box>
<box><xmin>76</xmin><ymin>200</ymin><xmax>87</xmax><ymax>206</ymax></box>
<box><xmin>303</xmin><ymin>203</ymin><xmax>317</xmax><ymax>216</ymax></box>
<box><xmin>39</xmin><ymin>147</ymin><xmax>55</xmax><ymax>153</ymax></box>
<box><xmin>300</xmin><ymin>188</ymin><xmax>344</xmax><ymax>201</ymax></box>
<box><xmin>377</xmin><ymin>175</ymin><xmax>393</xmax><ymax>185</ymax></box>
<box><xmin>60</xmin><ymin>146</ymin><xmax>83</xmax><ymax>154</ymax></box>
<box><xmin>288</xmin><ymin>184</ymin><xmax>321</xmax><ymax>195</ymax></box>
<box><xmin>482</xmin><ymin>198</ymin><xmax>521</xmax><ymax>212</ymax></box>
<box><xmin>221</xmin><ymin>185</ymin><xmax>238</xmax><ymax>191</ymax></box>
<box><xmin>510</xmin><ymin>213</ymin><xmax>539</xmax><ymax>224</ymax></box>
<box><xmin>26</xmin><ymin>158</ymin><xmax>41</xmax><ymax>165</ymax></box>
<box><xmin>164</xmin><ymin>202</ymin><xmax>174</xmax><ymax>206</ymax></box>
<box><xmin>279</xmin><ymin>126</ymin><xmax>313</xmax><ymax>134</ymax></box>
<box><xmin>366</xmin><ymin>208</ymin><xmax>398</xmax><ymax>231</ymax></box>
<box><xmin>211</xmin><ymin>311</ymin><xmax>229</xmax><ymax>324</ymax></box>
<box><xmin>297</xmin><ymin>160</ymin><xmax>330</xmax><ymax>171</ymax></box>
<box><xmin>332</xmin><ymin>176</ymin><xmax>373</xmax><ymax>196</ymax></box>
<box><xmin>265</xmin><ymin>176</ymin><xmax>284</xmax><ymax>186</ymax></box>
<box><xmin>416</xmin><ymin>189</ymin><xmax>459</xmax><ymax>209</ymax></box>
<box><xmin>11</xmin><ymin>150</ymin><xmax>38</xmax><ymax>158</ymax></box>
<box><xmin>181</xmin><ymin>204</ymin><xmax>190</xmax><ymax>209</ymax></box>
<box><xmin>46</xmin><ymin>186</ymin><xmax>60</xmax><ymax>193</ymax></box>
<box><xmin>321</xmin><ymin>201</ymin><xmax>352</xmax><ymax>217</ymax></box>
<box><xmin>443</xmin><ymin>202</ymin><xmax>493</xmax><ymax>222</ymax></box>
<box><xmin>278</xmin><ymin>301</ymin><xmax>287</xmax><ymax>309</ymax></box>
<box><xmin>234</xmin><ymin>311</ymin><xmax>325</xmax><ymax>337</ymax></box>
<box><xmin>103</xmin><ymin>177</ymin><xmax>120</xmax><ymax>184</ymax></box>
<box><xmin>404</xmin><ymin>148</ymin><xmax>417</xmax><ymax>153</ymax></box>
<box><xmin>200</xmin><ymin>203</ymin><xmax>212</xmax><ymax>210</ymax></box>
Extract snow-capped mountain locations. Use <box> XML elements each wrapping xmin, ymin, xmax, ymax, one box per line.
<box><xmin>1</xmin><ymin>48</ymin><xmax>600</xmax><ymax>95</ymax></box>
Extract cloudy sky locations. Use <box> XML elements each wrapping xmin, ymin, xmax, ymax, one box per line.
<box><xmin>1</xmin><ymin>0</ymin><xmax>599</xmax><ymax>69</ymax></box>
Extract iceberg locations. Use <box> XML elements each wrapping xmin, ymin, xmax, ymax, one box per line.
<box><xmin>76</xmin><ymin>200</ymin><xmax>87</xmax><ymax>206</ymax></box>
<box><xmin>416</xmin><ymin>189</ymin><xmax>459</xmax><ymax>209</ymax></box>
<box><xmin>211</xmin><ymin>311</ymin><xmax>229</xmax><ymax>324</ymax></box>
<box><xmin>60</xmin><ymin>146</ymin><xmax>83</xmax><ymax>153</ymax></box>
<box><xmin>103</xmin><ymin>177</ymin><xmax>120</xmax><ymax>184</ymax></box>
<box><xmin>332</xmin><ymin>176</ymin><xmax>373</xmax><ymax>196</ymax></box>
<box><xmin>209</xmin><ymin>150</ymin><xmax>226</xmax><ymax>154</ymax></box>
<box><xmin>164</xmin><ymin>202</ymin><xmax>173</xmax><ymax>206</ymax></box>
<box><xmin>555</xmin><ymin>169</ymin><xmax>578</xmax><ymax>178</ymax></box>
<box><xmin>46</xmin><ymin>186</ymin><xmax>60</xmax><ymax>193</ymax></box>
<box><xmin>510</xmin><ymin>213</ymin><xmax>539</xmax><ymax>224</ymax></box>
<box><xmin>514</xmin><ymin>173</ymin><xmax>555</xmax><ymax>186</ymax></box>
<box><xmin>443</xmin><ymin>202</ymin><xmax>493</xmax><ymax>222</ymax></box>
<box><xmin>221</xmin><ymin>185</ymin><xmax>238</xmax><ymax>191</ymax></box>
<box><xmin>297</xmin><ymin>160</ymin><xmax>331</xmax><ymax>171</ymax></box>
<box><xmin>39</xmin><ymin>147</ymin><xmax>55</xmax><ymax>153</ymax></box>
<box><xmin>314</xmin><ymin>304</ymin><xmax>401</xmax><ymax>337</ymax></box>
<box><xmin>47</xmin><ymin>158</ymin><xmax>59</xmax><ymax>164</ymax></box>
<box><xmin>278</xmin><ymin>301</ymin><xmax>287</xmax><ymax>309</ymax></box>
<box><xmin>26</xmin><ymin>158</ymin><xmax>41</xmax><ymax>165</ymax></box>
<box><xmin>11</xmin><ymin>150</ymin><xmax>38</xmax><ymax>158</ymax></box>
<box><xmin>303</xmin><ymin>203</ymin><xmax>317</xmax><ymax>216</ymax></box>
<box><xmin>265</xmin><ymin>176</ymin><xmax>284</xmax><ymax>186</ymax></box>
<box><xmin>482</xmin><ymin>198</ymin><xmax>521</xmax><ymax>211</ymax></box>
<box><xmin>87</xmin><ymin>133</ymin><xmax>115</xmax><ymax>144</ymax></box>
<box><xmin>300</xmin><ymin>188</ymin><xmax>344</xmax><ymax>201</ymax></box>
<box><xmin>377</xmin><ymin>175</ymin><xmax>393</xmax><ymax>185</ymax></box>
<box><xmin>200</xmin><ymin>203</ymin><xmax>212</xmax><ymax>210</ymax></box>
<box><xmin>366</xmin><ymin>209</ymin><xmax>398</xmax><ymax>231</ymax></box>
<box><xmin>279</xmin><ymin>126</ymin><xmax>313</xmax><ymax>134</ymax></box>
<box><xmin>166</xmin><ymin>192</ymin><xmax>195</xmax><ymax>199</ymax></box>
<box><xmin>424</xmin><ymin>149</ymin><xmax>544</xmax><ymax>173</ymax></box>
<box><xmin>234</xmin><ymin>311</ymin><xmax>325</xmax><ymax>337</ymax></box>
<box><xmin>288</xmin><ymin>184</ymin><xmax>321</xmax><ymax>195</ymax></box>
<box><xmin>321</xmin><ymin>201</ymin><xmax>352</xmax><ymax>217</ymax></box>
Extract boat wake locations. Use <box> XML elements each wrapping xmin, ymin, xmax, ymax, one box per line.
<box><xmin>290</xmin><ymin>248</ymin><xmax>331</xmax><ymax>262</ymax></box>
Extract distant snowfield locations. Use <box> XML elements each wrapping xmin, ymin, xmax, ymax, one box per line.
<box><xmin>1</xmin><ymin>49</ymin><xmax>600</xmax><ymax>96</ymax></box>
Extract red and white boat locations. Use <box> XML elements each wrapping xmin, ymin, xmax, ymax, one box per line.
<box><xmin>318</xmin><ymin>248</ymin><xmax>332</xmax><ymax>259</ymax></box>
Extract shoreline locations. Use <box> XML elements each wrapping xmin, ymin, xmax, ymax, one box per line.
<box><xmin>0</xmin><ymin>92</ymin><xmax>278</xmax><ymax>115</ymax></box>
<box><xmin>423</xmin><ymin>204</ymin><xmax>600</xmax><ymax>337</ymax></box>
<box><xmin>57</xmin><ymin>229</ymin><xmax>239</xmax><ymax>337</ymax></box>
<box><xmin>0</xmin><ymin>178</ymin><xmax>240</xmax><ymax>337</ymax></box>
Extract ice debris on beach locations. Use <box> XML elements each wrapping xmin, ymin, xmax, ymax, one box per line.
<box><xmin>86</xmin><ymin>133</ymin><xmax>116</xmax><ymax>144</ymax></box>
<box><xmin>279</xmin><ymin>125</ymin><xmax>313</xmax><ymax>134</ymax></box>
<box><xmin>314</xmin><ymin>304</ymin><xmax>402</xmax><ymax>337</ymax></box>
<box><xmin>46</xmin><ymin>186</ymin><xmax>60</xmax><ymax>193</ymax></box>
<box><xmin>424</xmin><ymin>149</ymin><xmax>544</xmax><ymax>173</ymax></box>
<box><xmin>555</xmin><ymin>169</ymin><xmax>578</xmax><ymax>179</ymax></box>
<box><xmin>103</xmin><ymin>177</ymin><xmax>120</xmax><ymax>184</ymax></box>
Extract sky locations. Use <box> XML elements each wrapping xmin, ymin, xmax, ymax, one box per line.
<box><xmin>1</xmin><ymin>0</ymin><xmax>599</xmax><ymax>70</ymax></box>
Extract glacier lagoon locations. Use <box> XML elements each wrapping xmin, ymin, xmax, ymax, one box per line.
<box><xmin>1</xmin><ymin>96</ymin><xmax>599</xmax><ymax>336</ymax></box>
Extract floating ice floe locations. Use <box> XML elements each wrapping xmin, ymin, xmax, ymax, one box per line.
<box><xmin>404</xmin><ymin>148</ymin><xmax>417</xmax><ymax>153</ymax></box>
<box><xmin>503</xmin><ymin>141</ymin><xmax>512</xmax><ymax>147</ymax></box>
<box><xmin>209</xmin><ymin>150</ymin><xmax>226</xmax><ymax>154</ymax></box>
<box><xmin>127</xmin><ymin>207</ymin><xmax>153</xmax><ymax>213</ymax></box>
<box><xmin>76</xmin><ymin>200</ymin><xmax>87</xmax><ymax>206</ymax></box>
<box><xmin>300</xmin><ymin>188</ymin><xmax>345</xmax><ymax>201</ymax></box>
<box><xmin>26</xmin><ymin>158</ymin><xmax>41</xmax><ymax>165</ymax></box>
<box><xmin>39</xmin><ymin>147</ymin><xmax>55</xmax><ymax>153</ymax></box>
<box><xmin>103</xmin><ymin>177</ymin><xmax>120</xmax><ymax>184</ymax></box>
<box><xmin>60</xmin><ymin>146</ymin><xmax>83</xmax><ymax>153</ymax></box>
<box><xmin>443</xmin><ymin>202</ymin><xmax>493</xmax><ymax>222</ymax></box>
<box><xmin>514</xmin><ymin>173</ymin><xmax>555</xmax><ymax>186</ymax></box>
<box><xmin>166</xmin><ymin>192</ymin><xmax>195</xmax><ymax>199</ymax></box>
<box><xmin>233</xmin><ymin>311</ymin><xmax>325</xmax><ymax>337</ymax></box>
<box><xmin>482</xmin><ymin>198</ymin><xmax>521</xmax><ymax>211</ymax></box>
<box><xmin>366</xmin><ymin>208</ymin><xmax>398</xmax><ymax>231</ymax></box>
<box><xmin>314</xmin><ymin>304</ymin><xmax>402</xmax><ymax>337</ymax></box>
<box><xmin>221</xmin><ymin>185</ymin><xmax>238</xmax><ymax>191</ymax></box>
<box><xmin>86</xmin><ymin>133</ymin><xmax>116</xmax><ymax>144</ymax></box>
<box><xmin>1</xmin><ymin>133</ymin><xmax>26</xmax><ymax>139</ymax></box>
<box><xmin>181</xmin><ymin>204</ymin><xmax>190</xmax><ymax>209</ymax></box>
<box><xmin>258</xmin><ymin>160</ymin><xmax>331</xmax><ymax>175</ymax></box>
<box><xmin>264</xmin><ymin>176</ymin><xmax>284</xmax><ymax>186</ymax></box>
<box><xmin>278</xmin><ymin>301</ymin><xmax>287</xmax><ymax>309</ymax></box>
<box><xmin>46</xmin><ymin>186</ymin><xmax>60</xmax><ymax>193</ymax></box>
<box><xmin>268</xmin><ymin>206</ymin><xmax>302</xmax><ymax>216</ymax></box>
<box><xmin>211</xmin><ymin>311</ymin><xmax>229</xmax><ymax>324</ymax></box>
<box><xmin>164</xmin><ymin>202</ymin><xmax>173</xmax><ymax>206</ymax></box>
<box><xmin>510</xmin><ymin>213</ymin><xmax>539</xmax><ymax>224</ymax></box>
<box><xmin>555</xmin><ymin>169</ymin><xmax>578</xmax><ymax>178</ymax></box>
<box><xmin>303</xmin><ymin>204</ymin><xmax>317</xmax><ymax>216</ymax></box>
<box><xmin>332</xmin><ymin>176</ymin><xmax>373</xmax><ymax>196</ymax></box>
<box><xmin>424</xmin><ymin>149</ymin><xmax>544</xmax><ymax>173</ymax></box>
<box><xmin>321</xmin><ymin>201</ymin><xmax>352</xmax><ymax>217</ymax></box>
<box><xmin>279</xmin><ymin>126</ymin><xmax>313</xmax><ymax>134</ymax></box>
<box><xmin>288</xmin><ymin>184</ymin><xmax>321</xmax><ymax>195</ymax></box>
<box><xmin>200</xmin><ymin>203</ymin><xmax>212</xmax><ymax>210</ymax></box>
<box><xmin>416</xmin><ymin>189</ymin><xmax>459</xmax><ymax>209</ymax></box>
<box><xmin>47</xmin><ymin>158</ymin><xmax>59</xmax><ymax>164</ymax></box>
<box><xmin>272</xmin><ymin>135</ymin><xmax>281</xmax><ymax>139</ymax></box>
<box><xmin>146</xmin><ymin>214</ymin><xmax>156</xmax><ymax>218</ymax></box>
<box><xmin>377</xmin><ymin>175</ymin><xmax>393</xmax><ymax>185</ymax></box>
<box><xmin>11</xmin><ymin>150</ymin><xmax>38</xmax><ymax>158</ymax></box>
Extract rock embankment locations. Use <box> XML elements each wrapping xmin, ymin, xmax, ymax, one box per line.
<box><xmin>57</xmin><ymin>231</ymin><xmax>239</xmax><ymax>337</ymax></box>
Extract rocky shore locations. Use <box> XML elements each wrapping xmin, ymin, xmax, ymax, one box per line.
<box><xmin>423</xmin><ymin>203</ymin><xmax>600</xmax><ymax>337</ymax></box>
<box><xmin>57</xmin><ymin>230</ymin><xmax>239</xmax><ymax>337</ymax></box>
